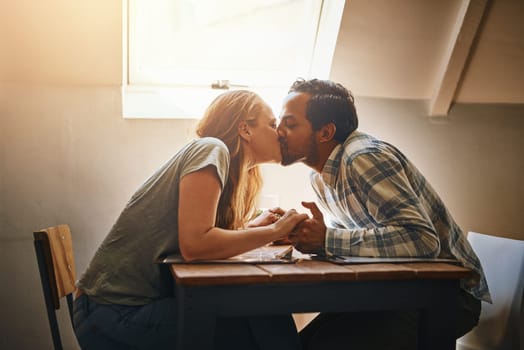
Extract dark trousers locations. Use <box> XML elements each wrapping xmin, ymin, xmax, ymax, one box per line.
<box><xmin>300</xmin><ymin>289</ymin><xmax>481</xmax><ymax>350</ymax></box>
<box><xmin>73</xmin><ymin>294</ymin><xmax>300</xmax><ymax>350</ymax></box>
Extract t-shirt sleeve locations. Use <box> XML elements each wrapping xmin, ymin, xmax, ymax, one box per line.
<box><xmin>180</xmin><ymin>138</ymin><xmax>230</xmax><ymax>189</ymax></box>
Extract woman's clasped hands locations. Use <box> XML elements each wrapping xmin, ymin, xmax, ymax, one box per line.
<box><xmin>247</xmin><ymin>207</ymin><xmax>308</xmax><ymax>244</ymax></box>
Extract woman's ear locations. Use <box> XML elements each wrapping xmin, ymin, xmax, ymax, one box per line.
<box><xmin>238</xmin><ymin>121</ymin><xmax>252</xmax><ymax>142</ymax></box>
<box><xmin>318</xmin><ymin>123</ymin><xmax>336</xmax><ymax>143</ymax></box>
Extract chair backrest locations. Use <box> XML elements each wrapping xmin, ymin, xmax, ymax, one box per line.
<box><xmin>457</xmin><ymin>231</ymin><xmax>524</xmax><ymax>350</ymax></box>
<box><xmin>33</xmin><ymin>224</ymin><xmax>77</xmax><ymax>350</ymax></box>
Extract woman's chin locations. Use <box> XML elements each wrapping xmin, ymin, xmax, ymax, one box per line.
<box><xmin>261</xmin><ymin>157</ymin><xmax>281</xmax><ymax>165</ymax></box>
<box><xmin>255</xmin><ymin>151</ymin><xmax>282</xmax><ymax>165</ymax></box>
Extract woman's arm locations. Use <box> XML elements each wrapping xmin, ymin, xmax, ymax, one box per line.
<box><xmin>178</xmin><ymin>165</ymin><xmax>307</xmax><ymax>261</ymax></box>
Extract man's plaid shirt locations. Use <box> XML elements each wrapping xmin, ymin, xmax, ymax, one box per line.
<box><xmin>311</xmin><ymin>131</ymin><xmax>491</xmax><ymax>302</ymax></box>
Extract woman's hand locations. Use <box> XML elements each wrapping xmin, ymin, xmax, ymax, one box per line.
<box><xmin>247</xmin><ymin>207</ymin><xmax>286</xmax><ymax>227</ymax></box>
<box><xmin>272</xmin><ymin>209</ymin><xmax>309</xmax><ymax>240</ymax></box>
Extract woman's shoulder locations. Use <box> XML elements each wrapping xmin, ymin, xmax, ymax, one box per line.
<box><xmin>180</xmin><ymin>137</ymin><xmax>230</xmax><ymax>187</ymax></box>
<box><xmin>183</xmin><ymin>137</ymin><xmax>230</xmax><ymax>167</ymax></box>
<box><xmin>190</xmin><ymin>137</ymin><xmax>229</xmax><ymax>153</ymax></box>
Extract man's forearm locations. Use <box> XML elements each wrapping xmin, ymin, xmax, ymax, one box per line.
<box><xmin>325</xmin><ymin>225</ymin><xmax>440</xmax><ymax>257</ymax></box>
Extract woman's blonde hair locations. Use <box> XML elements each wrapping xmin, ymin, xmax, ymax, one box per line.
<box><xmin>196</xmin><ymin>90</ymin><xmax>265</xmax><ymax>229</ymax></box>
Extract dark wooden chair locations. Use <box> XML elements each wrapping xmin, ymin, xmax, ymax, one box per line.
<box><xmin>33</xmin><ymin>224</ymin><xmax>77</xmax><ymax>350</ymax></box>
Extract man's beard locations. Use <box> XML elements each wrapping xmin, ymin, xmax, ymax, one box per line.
<box><xmin>279</xmin><ymin>134</ymin><xmax>318</xmax><ymax>167</ymax></box>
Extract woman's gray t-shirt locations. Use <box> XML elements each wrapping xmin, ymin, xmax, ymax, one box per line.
<box><xmin>77</xmin><ymin>137</ymin><xmax>230</xmax><ymax>305</ymax></box>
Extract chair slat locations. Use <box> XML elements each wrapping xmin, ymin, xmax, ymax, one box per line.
<box><xmin>45</xmin><ymin>225</ymin><xmax>77</xmax><ymax>298</ymax></box>
<box><xmin>34</xmin><ymin>224</ymin><xmax>78</xmax><ymax>350</ymax></box>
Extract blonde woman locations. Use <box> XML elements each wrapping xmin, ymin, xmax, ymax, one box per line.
<box><xmin>73</xmin><ymin>90</ymin><xmax>307</xmax><ymax>350</ymax></box>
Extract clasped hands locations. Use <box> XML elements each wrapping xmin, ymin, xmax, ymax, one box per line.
<box><xmin>248</xmin><ymin>201</ymin><xmax>326</xmax><ymax>254</ymax></box>
<box><xmin>286</xmin><ymin>201</ymin><xmax>326</xmax><ymax>254</ymax></box>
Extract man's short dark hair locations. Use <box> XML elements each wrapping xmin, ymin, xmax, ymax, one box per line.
<box><xmin>289</xmin><ymin>78</ymin><xmax>358</xmax><ymax>143</ymax></box>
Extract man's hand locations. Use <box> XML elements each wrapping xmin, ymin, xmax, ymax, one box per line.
<box><xmin>289</xmin><ymin>201</ymin><xmax>327</xmax><ymax>254</ymax></box>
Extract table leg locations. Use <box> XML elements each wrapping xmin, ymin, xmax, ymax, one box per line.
<box><xmin>175</xmin><ymin>286</ymin><xmax>216</xmax><ymax>350</ymax></box>
<box><xmin>417</xmin><ymin>281</ymin><xmax>459</xmax><ymax>350</ymax></box>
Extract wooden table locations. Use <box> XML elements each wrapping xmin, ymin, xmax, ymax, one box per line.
<box><xmin>170</xmin><ymin>258</ymin><xmax>472</xmax><ymax>350</ymax></box>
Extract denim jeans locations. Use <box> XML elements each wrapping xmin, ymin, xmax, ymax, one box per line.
<box><xmin>299</xmin><ymin>288</ymin><xmax>481</xmax><ymax>350</ymax></box>
<box><xmin>73</xmin><ymin>294</ymin><xmax>177</xmax><ymax>349</ymax></box>
<box><xmin>73</xmin><ymin>294</ymin><xmax>300</xmax><ymax>350</ymax></box>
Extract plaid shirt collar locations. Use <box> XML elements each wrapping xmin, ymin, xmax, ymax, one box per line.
<box><xmin>319</xmin><ymin>131</ymin><xmax>362</xmax><ymax>187</ymax></box>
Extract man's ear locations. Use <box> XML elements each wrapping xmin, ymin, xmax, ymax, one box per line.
<box><xmin>318</xmin><ymin>123</ymin><xmax>336</xmax><ymax>143</ymax></box>
<box><xmin>238</xmin><ymin>121</ymin><xmax>252</xmax><ymax>142</ymax></box>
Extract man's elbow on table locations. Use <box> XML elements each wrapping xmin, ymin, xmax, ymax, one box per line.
<box><xmin>415</xmin><ymin>229</ymin><xmax>441</xmax><ymax>258</ymax></box>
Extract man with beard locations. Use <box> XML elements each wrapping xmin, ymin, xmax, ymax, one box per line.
<box><xmin>277</xmin><ymin>78</ymin><xmax>490</xmax><ymax>350</ymax></box>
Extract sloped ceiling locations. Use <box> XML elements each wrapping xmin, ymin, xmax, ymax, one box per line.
<box><xmin>330</xmin><ymin>0</ymin><xmax>524</xmax><ymax>115</ymax></box>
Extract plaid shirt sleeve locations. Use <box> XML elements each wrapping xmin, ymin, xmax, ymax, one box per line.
<box><xmin>322</xmin><ymin>150</ymin><xmax>442</xmax><ymax>258</ymax></box>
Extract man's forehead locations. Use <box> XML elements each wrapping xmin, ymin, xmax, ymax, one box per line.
<box><xmin>279</xmin><ymin>92</ymin><xmax>307</xmax><ymax>119</ymax></box>
<box><xmin>282</xmin><ymin>92</ymin><xmax>310</xmax><ymax>112</ymax></box>
<box><xmin>284</xmin><ymin>91</ymin><xmax>310</xmax><ymax>104</ymax></box>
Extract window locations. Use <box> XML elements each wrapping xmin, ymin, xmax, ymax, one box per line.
<box><xmin>123</xmin><ymin>0</ymin><xmax>345</xmax><ymax>118</ymax></box>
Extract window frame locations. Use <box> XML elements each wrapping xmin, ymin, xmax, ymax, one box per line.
<box><xmin>122</xmin><ymin>0</ymin><xmax>345</xmax><ymax>119</ymax></box>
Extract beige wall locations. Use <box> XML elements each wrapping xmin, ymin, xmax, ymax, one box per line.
<box><xmin>0</xmin><ymin>1</ymin><xmax>523</xmax><ymax>349</ymax></box>
<box><xmin>0</xmin><ymin>0</ymin><xmax>121</xmax><ymax>84</ymax></box>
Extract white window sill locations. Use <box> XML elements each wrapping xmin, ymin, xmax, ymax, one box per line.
<box><xmin>122</xmin><ymin>85</ymin><xmax>289</xmax><ymax>120</ymax></box>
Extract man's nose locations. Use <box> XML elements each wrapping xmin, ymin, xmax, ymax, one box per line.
<box><xmin>276</xmin><ymin>123</ymin><xmax>284</xmax><ymax>136</ymax></box>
